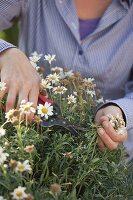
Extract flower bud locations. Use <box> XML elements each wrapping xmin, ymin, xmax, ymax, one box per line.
<box><xmin>50</xmin><ymin>183</ymin><xmax>61</xmax><ymax>194</ymax></box>
<box><xmin>9</xmin><ymin>159</ymin><xmax>17</xmax><ymax>168</ymax></box>
<box><xmin>24</xmin><ymin>145</ymin><xmax>34</xmax><ymax>153</ymax></box>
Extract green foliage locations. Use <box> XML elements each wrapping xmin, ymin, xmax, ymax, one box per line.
<box><xmin>0</xmin><ymin>57</ymin><xmax>132</xmax><ymax>199</ymax></box>
<box><xmin>0</xmin><ymin>118</ymin><xmax>133</xmax><ymax>199</ymax></box>
<box><xmin>0</xmin><ymin>19</ymin><xmax>18</xmax><ymax>45</ymax></box>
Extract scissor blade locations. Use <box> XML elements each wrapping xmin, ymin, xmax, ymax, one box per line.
<box><xmin>66</xmin><ymin>126</ymin><xmax>79</xmax><ymax>136</ymax></box>
<box><xmin>41</xmin><ymin>117</ymin><xmax>79</xmax><ymax>136</ymax></box>
<box><xmin>41</xmin><ymin>117</ymin><xmax>63</xmax><ymax>127</ymax></box>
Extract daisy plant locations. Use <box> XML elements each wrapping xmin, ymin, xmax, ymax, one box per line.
<box><xmin>0</xmin><ymin>53</ymin><xmax>132</xmax><ymax>200</ymax></box>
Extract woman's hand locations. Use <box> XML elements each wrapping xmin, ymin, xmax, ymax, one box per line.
<box><xmin>94</xmin><ymin>105</ymin><xmax>128</xmax><ymax>150</ymax></box>
<box><xmin>0</xmin><ymin>48</ymin><xmax>41</xmax><ymax>112</ymax></box>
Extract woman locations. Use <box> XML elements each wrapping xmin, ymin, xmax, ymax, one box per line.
<box><xmin>0</xmin><ymin>0</ymin><xmax>132</xmax><ymax>157</ymax></box>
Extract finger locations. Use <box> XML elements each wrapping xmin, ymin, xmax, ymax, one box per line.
<box><xmin>17</xmin><ymin>89</ymin><xmax>32</xmax><ymax>123</ymax></box>
<box><xmin>101</xmin><ymin>119</ymin><xmax>127</xmax><ymax>142</ymax></box>
<box><xmin>0</xmin><ymin>80</ymin><xmax>8</xmax><ymax>103</ymax></box>
<box><xmin>28</xmin><ymin>88</ymin><xmax>39</xmax><ymax>108</ymax></box>
<box><xmin>0</xmin><ymin>88</ymin><xmax>8</xmax><ymax>111</ymax></box>
<box><xmin>17</xmin><ymin>89</ymin><xmax>29</xmax><ymax>108</ymax></box>
<box><xmin>97</xmin><ymin>137</ymin><xmax>105</xmax><ymax>150</ymax></box>
<box><xmin>6</xmin><ymin>87</ymin><xmax>18</xmax><ymax>112</ymax></box>
<box><xmin>97</xmin><ymin>128</ymin><xmax>119</xmax><ymax>150</ymax></box>
<box><xmin>27</xmin><ymin>88</ymin><xmax>39</xmax><ymax>122</ymax></box>
<box><xmin>0</xmin><ymin>87</ymin><xmax>8</xmax><ymax>99</ymax></box>
<box><xmin>0</xmin><ymin>77</ymin><xmax>9</xmax><ymax>98</ymax></box>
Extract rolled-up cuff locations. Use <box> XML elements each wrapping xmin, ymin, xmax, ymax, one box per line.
<box><xmin>0</xmin><ymin>39</ymin><xmax>16</xmax><ymax>53</ymax></box>
<box><xmin>111</xmin><ymin>98</ymin><xmax>133</xmax><ymax>130</ymax></box>
<box><xmin>95</xmin><ymin>101</ymin><xmax>126</xmax><ymax>124</ymax></box>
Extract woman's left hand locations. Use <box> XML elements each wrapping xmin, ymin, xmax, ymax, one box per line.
<box><xmin>94</xmin><ymin>105</ymin><xmax>128</xmax><ymax>150</ymax></box>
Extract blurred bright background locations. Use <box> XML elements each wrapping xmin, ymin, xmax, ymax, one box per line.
<box><xmin>0</xmin><ymin>20</ymin><xmax>18</xmax><ymax>45</ymax></box>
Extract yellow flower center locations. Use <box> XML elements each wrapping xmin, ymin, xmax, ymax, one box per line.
<box><xmin>50</xmin><ymin>75</ymin><xmax>55</xmax><ymax>80</ymax></box>
<box><xmin>43</xmin><ymin>83</ymin><xmax>47</xmax><ymax>87</ymax></box>
<box><xmin>24</xmin><ymin>106</ymin><xmax>30</xmax><ymax>111</ymax></box>
<box><xmin>16</xmin><ymin>191</ymin><xmax>23</xmax><ymax>197</ymax></box>
<box><xmin>18</xmin><ymin>165</ymin><xmax>25</xmax><ymax>171</ymax></box>
<box><xmin>42</xmin><ymin>107</ymin><xmax>48</xmax><ymax>114</ymax></box>
<box><xmin>56</xmin><ymin>88</ymin><xmax>63</xmax><ymax>92</ymax></box>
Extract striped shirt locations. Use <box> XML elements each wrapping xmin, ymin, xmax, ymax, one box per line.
<box><xmin>0</xmin><ymin>0</ymin><xmax>133</xmax><ymax>157</ymax></box>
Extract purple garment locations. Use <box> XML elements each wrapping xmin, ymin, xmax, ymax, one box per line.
<box><xmin>79</xmin><ymin>18</ymin><xmax>100</xmax><ymax>40</ymax></box>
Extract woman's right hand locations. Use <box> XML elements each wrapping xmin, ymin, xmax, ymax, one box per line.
<box><xmin>0</xmin><ymin>48</ymin><xmax>41</xmax><ymax>112</ymax></box>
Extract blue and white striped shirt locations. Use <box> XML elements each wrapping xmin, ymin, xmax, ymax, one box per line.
<box><xmin>0</xmin><ymin>0</ymin><xmax>133</xmax><ymax>156</ymax></box>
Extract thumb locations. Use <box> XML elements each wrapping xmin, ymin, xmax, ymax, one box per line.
<box><xmin>94</xmin><ymin>108</ymin><xmax>103</xmax><ymax>124</ymax></box>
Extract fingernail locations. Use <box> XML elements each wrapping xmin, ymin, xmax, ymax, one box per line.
<box><xmin>102</xmin><ymin>121</ymin><xmax>109</xmax><ymax>128</ymax></box>
<box><xmin>97</xmin><ymin>128</ymin><xmax>104</xmax><ymax>136</ymax></box>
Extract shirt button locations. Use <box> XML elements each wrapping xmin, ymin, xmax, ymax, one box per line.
<box><xmin>59</xmin><ymin>0</ymin><xmax>63</xmax><ymax>3</ymax></box>
<box><xmin>79</xmin><ymin>50</ymin><xmax>83</xmax><ymax>55</ymax></box>
<box><xmin>71</xmin><ymin>22</ymin><xmax>77</xmax><ymax>30</ymax></box>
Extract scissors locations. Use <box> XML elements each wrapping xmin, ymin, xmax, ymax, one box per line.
<box><xmin>38</xmin><ymin>94</ymin><xmax>84</xmax><ymax>136</ymax></box>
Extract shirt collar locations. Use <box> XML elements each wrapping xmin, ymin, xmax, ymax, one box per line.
<box><xmin>55</xmin><ymin>0</ymin><xmax>132</xmax><ymax>43</ymax></box>
<box><xmin>91</xmin><ymin>0</ymin><xmax>128</xmax><ymax>37</ymax></box>
<box><xmin>120</xmin><ymin>0</ymin><xmax>132</xmax><ymax>9</ymax></box>
<box><xmin>55</xmin><ymin>0</ymin><xmax>80</xmax><ymax>42</ymax></box>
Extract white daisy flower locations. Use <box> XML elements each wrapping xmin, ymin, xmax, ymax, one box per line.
<box><xmin>96</xmin><ymin>97</ymin><xmax>104</xmax><ymax>104</ymax></box>
<box><xmin>15</xmin><ymin>160</ymin><xmax>32</xmax><ymax>172</ymax></box>
<box><xmin>51</xmin><ymin>67</ymin><xmax>64</xmax><ymax>79</ymax></box>
<box><xmin>41</xmin><ymin>79</ymin><xmax>52</xmax><ymax>90</ymax></box>
<box><xmin>51</xmin><ymin>66</ymin><xmax>63</xmax><ymax>73</ymax></box>
<box><xmin>31</xmin><ymin>51</ymin><xmax>42</xmax><ymax>57</ymax></box>
<box><xmin>11</xmin><ymin>186</ymin><xmax>28</xmax><ymax>200</ymax></box>
<box><xmin>3</xmin><ymin>164</ymin><xmax>8</xmax><ymax>168</ymax></box>
<box><xmin>30</xmin><ymin>61</ymin><xmax>40</xmax><ymax>71</ymax></box>
<box><xmin>19</xmin><ymin>100</ymin><xmax>36</xmax><ymax>114</ymax></box>
<box><xmin>107</xmin><ymin>114</ymin><xmax>115</xmax><ymax>127</ymax></box>
<box><xmin>67</xmin><ymin>95</ymin><xmax>77</xmax><ymax>104</ymax></box>
<box><xmin>0</xmin><ymin>146</ymin><xmax>9</xmax><ymax>165</ymax></box>
<box><xmin>0</xmin><ymin>196</ymin><xmax>6</xmax><ymax>200</ymax></box>
<box><xmin>64</xmin><ymin>70</ymin><xmax>74</xmax><ymax>78</ymax></box>
<box><xmin>24</xmin><ymin>145</ymin><xmax>34</xmax><ymax>153</ymax></box>
<box><xmin>5</xmin><ymin>109</ymin><xmax>15</xmax><ymax>121</ymax></box>
<box><xmin>0</xmin><ymin>82</ymin><xmax>6</xmax><ymax>91</ymax></box>
<box><xmin>60</xmin><ymin>70</ymin><xmax>74</xmax><ymax>79</ymax></box>
<box><xmin>0</xmin><ymin>127</ymin><xmax>6</xmax><ymax>137</ymax></box>
<box><xmin>62</xmin><ymin>152</ymin><xmax>73</xmax><ymax>159</ymax></box>
<box><xmin>37</xmin><ymin>102</ymin><xmax>53</xmax><ymax>119</ymax></box>
<box><xmin>20</xmin><ymin>100</ymin><xmax>26</xmax><ymax>104</ymax></box>
<box><xmin>46</xmin><ymin>73</ymin><xmax>59</xmax><ymax>84</ymax></box>
<box><xmin>83</xmin><ymin>78</ymin><xmax>94</xmax><ymax>84</ymax></box>
<box><xmin>107</xmin><ymin>113</ymin><xmax>126</xmax><ymax>134</ymax></box>
<box><xmin>86</xmin><ymin>90</ymin><xmax>96</xmax><ymax>97</ymax></box>
<box><xmin>117</xmin><ymin>127</ymin><xmax>127</xmax><ymax>135</ymax></box>
<box><xmin>53</xmin><ymin>86</ymin><xmax>67</xmax><ymax>94</ymax></box>
<box><xmin>44</xmin><ymin>54</ymin><xmax>56</xmax><ymax>65</ymax></box>
<box><xmin>73</xmin><ymin>91</ymin><xmax>77</xmax><ymax>96</ymax></box>
<box><xmin>29</xmin><ymin>51</ymin><xmax>42</xmax><ymax>63</ymax></box>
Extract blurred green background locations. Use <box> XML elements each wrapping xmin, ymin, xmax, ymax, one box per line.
<box><xmin>0</xmin><ymin>20</ymin><xmax>18</xmax><ymax>45</ymax></box>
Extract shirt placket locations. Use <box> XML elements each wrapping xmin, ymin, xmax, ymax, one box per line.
<box><xmin>81</xmin><ymin>0</ymin><xmax>128</xmax><ymax>59</ymax></box>
<box><xmin>55</xmin><ymin>0</ymin><xmax>129</xmax><ymax>76</ymax></box>
<box><xmin>55</xmin><ymin>0</ymin><xmax>80</xmax><ymax>43</ymax></box>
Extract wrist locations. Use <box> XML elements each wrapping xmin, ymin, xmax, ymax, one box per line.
<box><xmin>0</xmin><ymin>48</ymin><xmax>16</xmax><ymax>67</ymax></box>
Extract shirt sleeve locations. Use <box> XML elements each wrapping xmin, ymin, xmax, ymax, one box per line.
<box><xmin>95</xmin><ymin>72</ymin><xmax>133</xmax><ymax>131</ymax></box>
<box><xmin>0</xmin><ymin>0</ymin><xmax>26</xmax><ymax>31</ymax></box>
<box><xmin>0</xmin><ymin>0</ymin><xmax>26</xmax><ymax>52</ymax></box>
<box><xmin>0</xmin><ymin>39</ymin><xmax>16</xmax><ymax>53</ymax></box>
